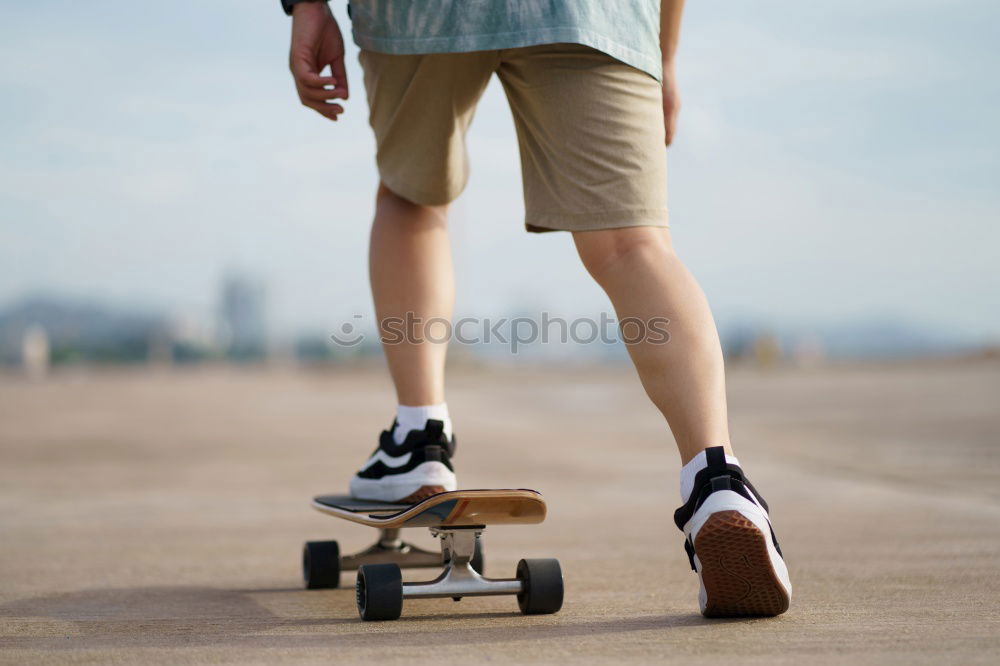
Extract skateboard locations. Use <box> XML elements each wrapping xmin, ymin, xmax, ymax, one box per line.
<box><xmin>302</xmin><ymin>489</ymin><xmax>563</xmax><ymax>620</ymax></box>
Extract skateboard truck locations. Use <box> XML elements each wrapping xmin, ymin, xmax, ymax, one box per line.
<box><xmin>402</xmin><ymin>527</ymin><xmax>521</xmax><ymax>600</ymax></box>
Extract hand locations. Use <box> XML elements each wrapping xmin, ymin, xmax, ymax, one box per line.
<box><xmin>289</xmin><ymin>2</ymin><xmax>349</xmax><ymax>121</ymax></box>
<box><xmin>661</xmin><ymin>64</ymin><xmax>680</xmax><ymax>146</ymax></box>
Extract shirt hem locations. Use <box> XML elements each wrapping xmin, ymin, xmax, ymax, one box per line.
<box><xmin>352</xmin><ymin>26</ymin><xmax>663</xmax><ymax>81</ymax></box>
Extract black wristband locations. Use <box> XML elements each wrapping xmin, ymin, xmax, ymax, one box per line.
<box><xmin>281</xmin><ymin>0</ymin><xmax>328</xmax><ymax>17</ymax></box>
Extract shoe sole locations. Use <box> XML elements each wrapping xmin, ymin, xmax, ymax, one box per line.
<box><xmin>695</xmin><ymin>510</ymin><xmax>790</xmax><ymax>618</ymax></box>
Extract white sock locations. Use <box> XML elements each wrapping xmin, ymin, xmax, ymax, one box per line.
<box><xmin>393</xmin><ymin>403</ymin><xmax>452</xmax><ymax>444</ymax></box>
<box><xmin>680</xmin><ymin>448</ymin><xmax>741</xmax><ymax>503</ymax></box>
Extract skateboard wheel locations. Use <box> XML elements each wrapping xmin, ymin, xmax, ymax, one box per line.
<box><xmin>516</xmin><ymin>558</ymin><xmax>563</xmax><ymax>615</ymax></box>
<box><xmin>302</xmin><ymin>540</ymin><xmax>340</xmax><ymax>589</ymax></box>
<box><xmin>356</xmin><ymin>564</ymin><xmax>403</xmax><ymax>621</ymax></box>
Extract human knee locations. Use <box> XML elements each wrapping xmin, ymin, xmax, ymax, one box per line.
<box><xmin>377</xmin><ymin>182</ymin><xmax>448</xmax><ymax>215</ymax></box>
<box><xmin>376</xmin><ymin>182</ymin><xmax>449</xmax><ymax>225</ymax></box>
<box><xmin>575</xmin><ymin>227</ymin><xmax>674</xmax><ymax>280</ymax></box>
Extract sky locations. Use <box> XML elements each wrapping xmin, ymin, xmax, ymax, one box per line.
<box><xmin>1</xmin><ymin>0</ymin><xmax>998</xmax><ymax>345</ymax></box>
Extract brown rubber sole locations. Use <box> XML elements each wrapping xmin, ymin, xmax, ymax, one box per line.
<box><xmin>694</xmin><ymin>510</ymin><xmax>790</xmax><ymax>618</ymax></box>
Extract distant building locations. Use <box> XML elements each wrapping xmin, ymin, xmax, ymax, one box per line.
<box><xmin>0</xmin><ymin>296</ymin><xmax>165</xmax><ymax>366</ymax></box>
<box><xmin>218</xmin><ymin>274</ymin><xmax>268</xmax><ymax>360</ymax></box>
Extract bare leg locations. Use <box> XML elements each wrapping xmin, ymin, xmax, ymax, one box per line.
<box><xmin>369</xmin><ymin>182</ymin><xmax>453</xmax><ymax>487</ymax></box>
<box><xmin>573</xmin><ymin>226</ymin><xmax>730</xmax><ymax>464</ymax></box>
<box><xmin>369</xmin><ymin>182</ymin><xmax>453</xmax><ymax>405</ymax></box>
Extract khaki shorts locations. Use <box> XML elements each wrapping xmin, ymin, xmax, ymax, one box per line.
<box><xmin>359</xmin><ymin>43</ymin><xmax>668</xmax><ymax>233</ymax></box>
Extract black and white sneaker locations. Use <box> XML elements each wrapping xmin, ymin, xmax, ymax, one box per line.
<box><xmin>348</xmin><ymin>419</ymin><xmax>457</xmax><ymax>503</ymax></box>
<box><xmin>673</xmin><ymin>447</ymin><xmax>791</xmax><ymax>617</ymax></box>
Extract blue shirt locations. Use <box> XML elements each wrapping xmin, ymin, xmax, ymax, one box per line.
<box><xmin>348</xmin><ymin>0</ymin><xmax>663</xmax><ymax>80</ymax></box>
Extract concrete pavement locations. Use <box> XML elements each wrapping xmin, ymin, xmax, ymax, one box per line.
<box><xmin>1</xmin><ymin>360</ymin><xmax>998</xmax><ymax>663</ymax></box>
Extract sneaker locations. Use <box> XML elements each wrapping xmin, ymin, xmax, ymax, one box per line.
<box><xmin>348</xmin><ymin>419</ymin><xmax>457</xmax><ymax>503</ymax></box>
<box><xmin>673</xmin><ymin>447</ymin><xmax>791</xmax><ymax>617</ymax></box>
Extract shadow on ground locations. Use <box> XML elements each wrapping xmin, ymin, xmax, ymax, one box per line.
<box><xmin>0</xmin><ymin>585</ymin><xmax>747</xmax><ymax>650</ymax></box>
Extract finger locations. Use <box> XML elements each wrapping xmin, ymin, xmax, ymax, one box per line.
<box><xmin>302</xmin><ymin>99</ymin><xmax>344</xmax><ymax>121</ymax></box>
<box><xmin>328</xmin><ymin>56</ymin><xmax>350</xmax><ymax>100</ymax></box>
<box><xmin>664</xmin><ymin>106</ymin><xmax>679</xmax><ymax>146</ymax></box>
<box><xmin>297</xmin><ymin>69</ymin><xmax>340</xmax><ymax>90</ymax></box>
<box><xmin>300</xmin><ymin>85</ymin><xmax>347</xmax><ymax>103</ymax></box>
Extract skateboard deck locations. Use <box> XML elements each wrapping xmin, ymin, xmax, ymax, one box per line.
<box><xmin>312</xmin><ymin>489</ymin><xmax>546</xmax><ymax>528</ymax></box>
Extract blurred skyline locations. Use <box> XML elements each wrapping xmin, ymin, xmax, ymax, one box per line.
<box><xmin>2</xmin><ymin>1</ymin><xmax>999</xmax><ymax>348</ymax></box>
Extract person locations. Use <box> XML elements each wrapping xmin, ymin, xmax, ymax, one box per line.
<box><xmin>282</xmin><ymin>0</ymin><xmax>791</xmax><ymax>617</ymax></box>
